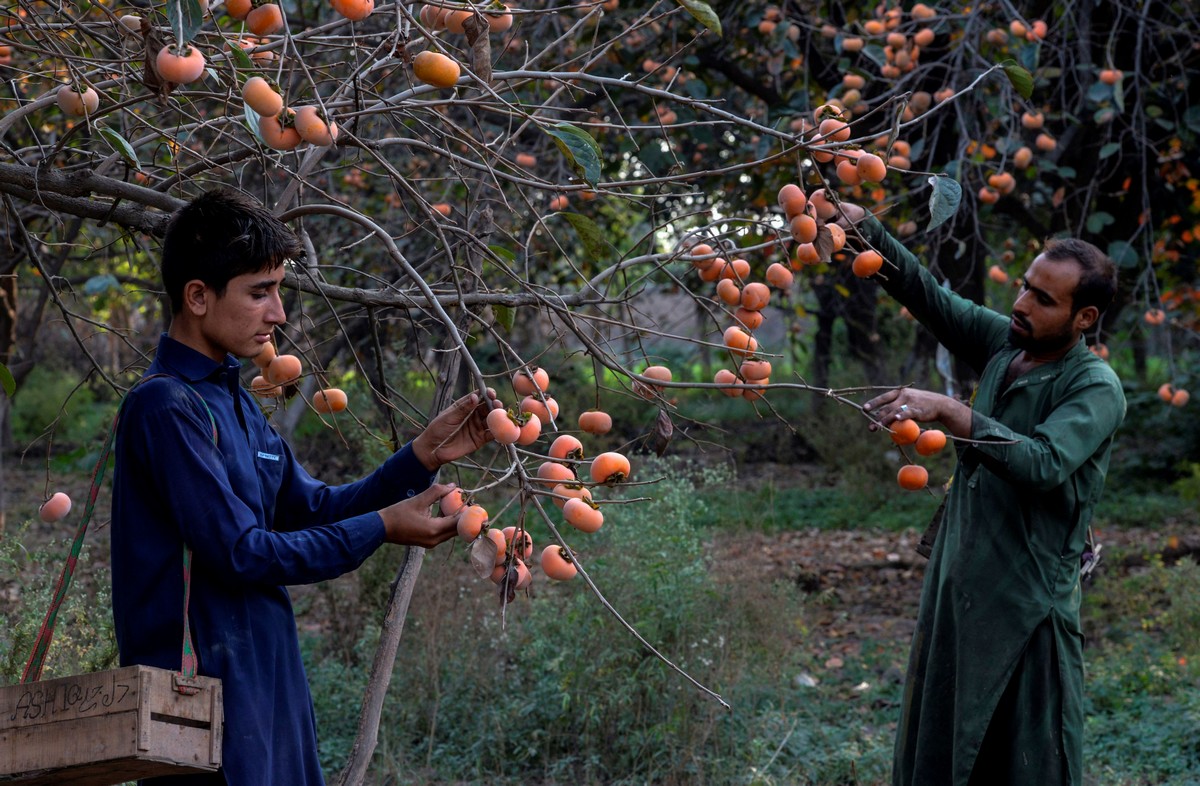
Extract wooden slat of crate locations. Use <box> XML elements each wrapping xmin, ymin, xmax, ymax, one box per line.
<box><xmin>0</xmin><ymin>665</ymin><xmax>222</xmax><ymax>785</ymax></box>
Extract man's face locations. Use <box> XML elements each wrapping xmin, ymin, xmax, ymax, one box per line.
<box><xmin>195</xmin><ymin>266</ymin><xmax>287</xmax><ymax>361</ymax></box>
<box><xmin>1008</xmin><ymin>254</ymin><xmax>1083</xmax><ymax>355</ymax></box>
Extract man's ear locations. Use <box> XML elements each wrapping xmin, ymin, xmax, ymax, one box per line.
<box><xmin>182</xmin><ymin>280</ymin><xmax>209</xmax><ymax>317</ymax></box>
<box><xmin>1074</xmin><ymin>304</ymin><xmax>1099</xmax><ymax>333</ymax></box>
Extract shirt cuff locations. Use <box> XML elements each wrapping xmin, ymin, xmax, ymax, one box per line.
<box><xmin>384</xmin><ymin>441</ymin><xmax>438</xmax><ymax>499</ymax></box>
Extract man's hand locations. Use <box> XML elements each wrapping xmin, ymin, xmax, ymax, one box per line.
<box><xmin>379</xmin><ymin>483</ymin><xmax>459</xmax><ymax>547</ymax></box>
<box><xmin>862</xmin><ymin>387</ymin><xmax>974</xmax><ymax>439</ymax></box>
<box><xmin>834</xmin><ymin>200</ymin><xmax>868</xmax><ymax>230</ymax></box>
<box><xmin>412</xmin><ymin>389</ymin><xmax>502</xmax><ymax>472</ymax></box>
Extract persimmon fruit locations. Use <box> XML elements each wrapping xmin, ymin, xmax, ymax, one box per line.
<box><xmin>259</xmin><ymin>110</ymin><xmax>301</xmax><ymax>151</ymax></box>
<box><xmin>294</xmin><ymin>105</ymin><xmax>338</xmax><ymax>146</ymax></box>
<box><xmin>312</xmin><ymin>388</ymin><xmax>348</xmax><ymax>414</ymax></box>
<box><xmin>564</xmin><ymin>497</ymin><xmax>604</xmax><ymax>533</ymax></box>
<box><xmin>889</xmin><ymin>417</ymin><xmax>921</xmax><ymax>445</ymax></box>
<box><xmin>246</xmin><ymin>3</ymin><xmax>284</xmax><ymax>35</ymax></box>
<box><xmin>765</xmin><ymin>262</ymin><xmax>794</xmax><ymax>289</ymax></box>
<box><xmin>39</xmin><ymin>492</ymin><xmax>72</xmax><ymax>523</ymax></box>
<box><xmin>536</xmin><ymin>460</ymin><xmax>575</xmax><ymax>486</ymax></box>
<box><xmin>267</xmin><ymin>353</ymin><xmax>302</xmax><ymax>385</ymax></box>
<box><xmin>242</xmin><ymin>76</ymin><xmax>283</xmax><ymax>117</ymax></box>
<box><xmin>486</xmin><ymin>408</ymin><xmax>522</xmax><ymax>445</ymax></box>
<box><xmin>516</xmin><ymin>412</ymin><xmax>542</xmax><ymax>445</ymax></box>
<box><xmin>551</xmin><ymin>482</ymin><xmax>592</xmax><ymax>509</ymax></box>
<box><xmin>714</xmin><ymin>368</ymin><xmax>742</xmax><ymax>397</ymax></box>
<box><xmin>485</xmin><ymin>527</ymin><xmax>506</xmax><ymax>563</ymax></box>
<box><xmin>520</xmin><ymin>395</ymin><xmax>558</xmax><ymax>426</ymax></box>
<box><xmin>741</xmin><ymin>282</ymin><xmax>771</xmax><ymax>311</ymax></box>
<box><xmin>578</xmin><ymin>409</ymin><xmax>612</xmax><ymax>435</ymax></box>
<box><xmin>227</xmin><ymin>0</ymin><xmax>251</xmax><ymax>19</ymax></box>
<box><xmin>590</xmin><ymin>451</ymin><xmax>630</xmax><ymax>485</ymax></box>
<box><xmin>549</xmin><ymin>434</ymin><xmax>584</xmax><ymax>462</ymax></box>
<box><xmin>716</xmin><ymin>278</ymin><xmax>741</xmax><ymax>306</ymax></box>
<box><xmin>856</xmin><ymin>152</ymin><xmax>887</xmax><ymax>183</ymax></box>
<box><xmin>541</xmin><ymin>545</ymin><xmax>577</xmax><ymax>580</ymax></box>
<box><xmin>723</xmin><ymin>326</ymin><xmax>758</xmax><ymax>357</ymax></box>
<box><xmin>734</xmin><ymin>307</ymin><xmax>764</xmax><ymax>330</ymax></box>
<box><xmin>852</xmin><ymin>250</ymin><xmax>884</xmax><ymax>277</ymax></box>
<box><xmin>502</xmin><ymin>526</ymin><xmax>534</xmax><ymax>559</ymax></box>
<box><xmin>156</xmin><ymin>45</ymin><xmax>207</xmax><ymax>84</ymax></box>
<box><xmin>457</xmin><ymin>504</ymin><xmax>488</xmax><ymax>541</ymax></box>
<box><xmin>330</xmin><ymin>0</ymin><xmax>374</xmax><ymax>20</ymax></box>
<box><xmin>915</xmin><ymin>429</ymin><xmax>948</xmax><ymax>456</ymax></box>
<box><xmin>413</xmin><ymin>50</ymin><xmax>461</xmax><ymax>88</ymax></box>
<box><xmin>739</xmin><ymin>359</ymin><xmax>772</xmax><ymax>381</ymax></box>
<box><xmin>897</xmin><ymin>464</ymin><xmax>929</xmax><ymax>491</ymax></box>
<box><xmin>56</xmin><ymin>85</ymin><xmax>99</xmax><ymax>116</ymax></box>
<box><xmin>440</xmin><ymin>487</ymin><xmax>466</xmax><ymax>517</ymax></box>
<box><xmin>250</xmin><ymin>375</ymin><xmax>281</xmax><ymax>398</ymax></box>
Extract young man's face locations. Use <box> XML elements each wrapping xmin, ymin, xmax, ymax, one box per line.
<box><xmin>194</xmin><ymin>266</ymin><xmax>287</xmax><ymax>361</ymax></box>
<box><xmin>1008</xmin><ymin>255</ymin><xmax>1084</xmax><ymax>356</ymax></box>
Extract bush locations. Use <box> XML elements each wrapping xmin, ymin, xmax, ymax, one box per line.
<box><xmin>0</xmin><ymin>522</ymin><xmax>117</xmax><ymax>684</ymax></box>
<box><xmin>9</xmin><ymin>366</ymin><xmax>114</xmax><ymax>454</ymax></box>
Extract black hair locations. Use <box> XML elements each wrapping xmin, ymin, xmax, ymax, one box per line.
<box><xmin>160</xmin><ymin>188</ymin><xmax>302</xmax><ymax>314</ymax></box>
<box><xmin>1042</xmin><ymin>237</ymin><xmax>1118</xmax><ymax>315</ymax></box>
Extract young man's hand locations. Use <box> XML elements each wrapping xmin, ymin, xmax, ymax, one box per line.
<box><xmin>412</xmin><ymin>389</ymin><xmax>502</xmax><ymax>472</ymax></box>
<box><xmin>379</xmin><ymin>483</ymin><xmax>459</xmax><ymax>547</ymax></box>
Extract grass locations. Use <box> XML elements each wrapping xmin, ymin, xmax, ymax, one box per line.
<box><xmin>2</xmin><ymin>454</ymin><xmax>1196</xmax><ymax>785</ymax></box>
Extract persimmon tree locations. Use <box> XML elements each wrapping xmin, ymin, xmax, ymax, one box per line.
<box><xmin>2</xmin><ymin>0</ymin><xmax>1198</xmax><ymax>779</ymax></box>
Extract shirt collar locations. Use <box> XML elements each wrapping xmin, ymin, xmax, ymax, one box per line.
<box><xmin>154</xmin><ymin>333</ymin><xmax>242</xmax><ymax>384</ymax></box>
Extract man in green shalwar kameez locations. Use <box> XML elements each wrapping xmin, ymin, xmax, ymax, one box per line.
<box><xmin>839</xmin><ymin>206</ymin><xmax>1126</xmax><ymax>786</ymax></box>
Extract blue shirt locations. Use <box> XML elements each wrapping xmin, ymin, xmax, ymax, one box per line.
<box><xmin>111</xmin><ymin>334</ymin><xmax>435</xmax><ymax>785</ymax></box>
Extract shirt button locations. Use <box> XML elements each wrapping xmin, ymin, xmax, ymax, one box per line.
<box><xmin>406</xmin><ymin>489</ymin><xmax>416</xmax><ymax>498</ymax></box>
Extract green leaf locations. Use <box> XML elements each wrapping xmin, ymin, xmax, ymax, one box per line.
<box><xmin>1000</xmin><ymin>60</ymin><xmax>1034</xmax><ymax>100</ymax></box>
<box><xmin>1107</xmin><ymin>240</ymin><xmax>1138</xmax><ymax>269</ymax></box>
<box><xmin>1086</xmin><ymin>82</ymin><xmax>1111</xmax><ymax>103</ymax></box>
<box><xmin>84</xmin><ymin>274</ymin><xmax>121</xmax><ymax>295</ymax></box>
<box><xmin>228</xmin><ymin>43</ymin><xmax>256</xmax><ymax>72</ymax></box>
<box><xmin>0</xmin><ymin>363</ymin><xmax>14</xmax><ymax>398</ymax></box>
<box><xmin>926</xmin><ymin>175</ymin><xmax>962</xmax><ymax>232</ymax></box>
<box><xmin>560</xmin><ymin>212</ymin><xmax>608</xmax><ymax>261</ymax></box>
<box><xmin>674</xmin><ymin>0</ymin><xmax>721</xmax><ymax>37</ymax></box>
<box><xmin>244</xmin><ymin>104</ymin><xmax>264</xmax><ymax>141</ymax></box>
<box><xmin>544</xmin><ymin>123</ymin><xmax>602</xmax><ymax>187</ymax></box>
<box><xmin>493</xmin><ymin>304</ymin><xmax>514</xmax><ymax>331</ymax></box>
<box><xmin>1018</xmin><ymin>42</ymin><xmax>1040</xmax><ymax>72</ymax></box>
<box><xmin>96</xmin><ymin>124</ymin><xmax>141</xmax><ymax>171</ymax></box>
<box><xmin>1086</xmin><ymin>211</ymin><xmax>1115</xmax><ymax>234</ymax></box>
<box><xmin>488</xmin><ymin>244</ymin><xmax>517</xmax><ymax>263</ymax></box>
<box><xmin>1185</xmin><ymin>106</ymin><xmax>1200</xmax><ymax>134</ymax></box>
<box><xmin>167</xmin><ymin>0</ymin><xmax>205</xmax><ymax>45</ymax></box>
<box><xmin>1098</xmin><ymin>142</ymin><xmax>1121</xmax><ymax>160</ymax></box>
<box><xmin>861</xmin><ymin>44</ymin><xmax>888</xmax><ymax>70</ymax></box>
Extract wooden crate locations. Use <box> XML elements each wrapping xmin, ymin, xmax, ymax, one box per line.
<box><xmin>0</xmin><ymin>665</ymin><xmax>222</xmax><ymax>785</ymax></box>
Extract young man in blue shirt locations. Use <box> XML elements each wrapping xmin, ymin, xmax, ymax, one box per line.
<box><xmin>111</xmin><ymin>188</ymin><xmax>497</xmax><ymax>785</ymax></box>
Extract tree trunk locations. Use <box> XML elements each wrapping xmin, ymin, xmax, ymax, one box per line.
<box><xmin>336</xmin><ymin>207</ymin><xmax>489</xmax><ymax>786</ymax></box>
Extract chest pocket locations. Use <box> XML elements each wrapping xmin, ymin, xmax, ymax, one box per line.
<box><xmin>249</xmin><ymin>430</ymin><xmax>287</xmax><ymax>525</ymax></box>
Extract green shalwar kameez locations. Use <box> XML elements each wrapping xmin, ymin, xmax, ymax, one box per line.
<box><xmin>860</xmin><ymin>219</ymin><xmax>1127</xmax><ymax>786</ymax></box>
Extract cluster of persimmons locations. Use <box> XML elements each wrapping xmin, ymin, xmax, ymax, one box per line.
<box><xmin>433</xmin><ymin>365</ymin><xmax>639</xmax><ymax>590</ymax></box>
<box><xmin>52</xmin><ymin>1</ymin><xmax>508</xmax><ymax>152</ymax></box>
